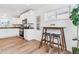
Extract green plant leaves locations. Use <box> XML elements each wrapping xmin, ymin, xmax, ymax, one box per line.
<box><xmin>70</xmin><ymin>5</ymin><xmax>79</xmax><ymax>26</ymax></box>
<box><xmin>72</xmin><ymin>20</ymin><xmax>78</xmax><ymax>26</ymax></box>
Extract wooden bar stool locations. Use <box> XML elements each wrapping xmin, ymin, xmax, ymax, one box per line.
<box><xmin>51</xmin><ymin>33</ymin><xmax>61</xmax><ymax>54</ymax></box>
<box><xmin>39</xmin><ymin>32</ymin><xmax>51</xmax><ymax>52</ymax></box>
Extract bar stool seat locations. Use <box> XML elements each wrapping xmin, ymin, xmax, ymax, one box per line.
<box><xmin>42</xmin><ymin>32</ymin><xmax>51</xmax><ymax>43</ymax></box>
<box><xmin>42</xmin><ymin>33</ymin><xmax>51</xmax><ymax>35</ymax></box>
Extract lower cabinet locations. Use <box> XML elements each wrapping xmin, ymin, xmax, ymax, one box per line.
<box><xmin>24</xmin><ymin>29</ymin><xmax>42</xmax><ymax>41</ymax></box>
<box><xmin>0</xmin><ymin>29</ymin><xmax>19</xmax><ymax>38</ymax></box>
<box><xmin>24</xmin><ymin>29</ymin><xmax>35</xmax><ymax>40</ymax></box>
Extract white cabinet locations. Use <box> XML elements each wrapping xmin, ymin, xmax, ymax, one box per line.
<box><xmin>0</xmin><ymin>29</ymin><xmax>19</xmax><ymax>38</ymax></box>
<box><xmin>20</xmin><ymin>10</ymin><xmax>36</xmax><ymax>28</ymax></box>
<box><xmin>24</xmin><ymin>29</ymin><xmax>36</xmax><ymax>40</ymax></box>
<box><xmin>24</xmin><ymin>29</ymin><xmax>42</xmax><ymax>41</ymax></box>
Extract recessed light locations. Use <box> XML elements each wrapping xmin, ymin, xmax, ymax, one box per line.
<box><xmin>26</xmin><ymin>4</ymin><xmax>30</xmax><ymax>6</ymax></box>
<box><xmin>17</xmin><ymin>11</ymin><xmax>20</xmax><ymax>13</ymax></box>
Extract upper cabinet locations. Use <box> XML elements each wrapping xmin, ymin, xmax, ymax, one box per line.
<box><xmin>20</xmin><ymin>10</ymin><xmax>35</xmax><ymax>23</ymax></box>
<box><xmin>20</xmin><ymin>10</ymin><xmax>36</xmax><ymax>29</ymax></box>
<box><xmin>44</xmin><ymin>6</ymin><xmax>70</xmax><ymax>22</ymax></box>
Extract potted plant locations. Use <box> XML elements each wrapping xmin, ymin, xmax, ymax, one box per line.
<box><xmin>70</xmin><ymin>4</ymin><xmax>79</xmax><ymax>54</ymax></box>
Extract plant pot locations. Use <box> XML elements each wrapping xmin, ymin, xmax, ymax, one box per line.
<box><xmin>72</xmin><ymin>47</ymin><xmax>79</xmax><ymax>54</ymax></box>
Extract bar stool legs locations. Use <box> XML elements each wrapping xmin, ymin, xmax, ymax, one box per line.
<box><xmin>39</xmin><ymin>34</ymin><xmax>43</xmax><ymax>48</ymax></box>
<box><xmin>57</xmin><ymin>37</ymin><xmax>60</xmax><ymax>54</ymax></box>
<box><xmin>51</xmin><ymin>34</ymin><xmax>61</xmax><ymax>54</ymax></box>
<box><xmin>47</xmin><ymin>34</ymin><xmax>51</xmax><ymax>53</ymax></box>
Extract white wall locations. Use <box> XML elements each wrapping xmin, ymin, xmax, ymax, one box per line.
<box><xmin>64</xmin><ymin>20</ymin><xmax>77</xmax><ymax>51</ymax></box>
<box><xmin>10</xmin><ymin>18</ymin><xmax>22</xmax><ymax>24</ymax></box>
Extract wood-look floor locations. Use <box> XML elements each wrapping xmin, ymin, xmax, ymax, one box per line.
<box><xmin>0</xmin><ymin>36</ymin><xmax>71</xmax><ymax>54</ymax></box>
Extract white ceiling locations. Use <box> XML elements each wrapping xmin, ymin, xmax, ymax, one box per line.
<box><xmin>0</xmin><ymin>4</ymin><xmax>70</xmax><ymax>18</ymax></box>
<box><xmin>0</xmin><ymin>4</ymin><xmax>44</xmax><ymax>18</ymax></box>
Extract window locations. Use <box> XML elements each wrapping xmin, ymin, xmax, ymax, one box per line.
<box><xmin>57</xmin><ymin>7</ymin><xmax>69</xmax><ymax>20</ymax></box>
<box><xmin>0</xmin><ymin>19</ymin><xmax>10</xmax><ymax>26</ymax></box>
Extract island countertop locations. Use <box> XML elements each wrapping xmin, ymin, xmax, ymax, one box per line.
<box><xmin>0</xmin><ymin>27</ymin><xmax>20</xmax><ymax>29</ymax></box>
<box><xmin>0</xmin><ymin>27</ymin><xmax>34</xmax><ymax>29</ymax></box>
